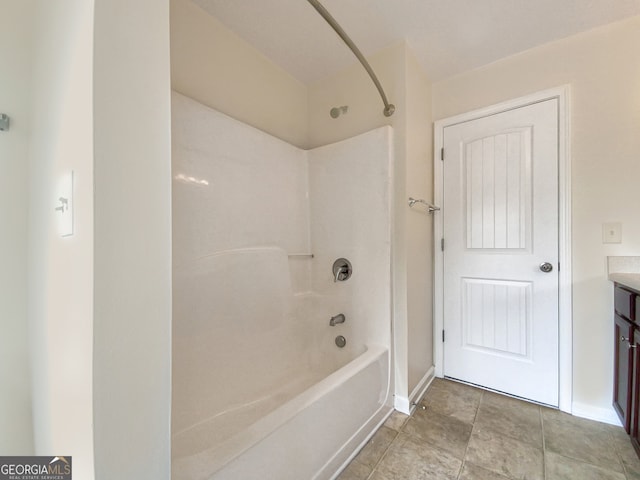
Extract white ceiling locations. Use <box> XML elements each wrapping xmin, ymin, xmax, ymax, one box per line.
<box><xmin>193</xmin><ymin>0</ymin><xmax>640</xmax><ymax>83</ymax></box>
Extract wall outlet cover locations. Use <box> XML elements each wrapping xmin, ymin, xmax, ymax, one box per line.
<box><xmin>603</xmin><ymin>222</ymin><xmax>622</xmax><ymax>244</ymax></box>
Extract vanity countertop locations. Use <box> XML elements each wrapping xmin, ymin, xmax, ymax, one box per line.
<box><xmin>608</xmin><ymin>256</ymin><xmax>640</xmax><ymax>292</ymax></box>
<box><xmin>609</xmin><ymin>273</ymin><xmax>640</xmax><ymax>293</ymax></box>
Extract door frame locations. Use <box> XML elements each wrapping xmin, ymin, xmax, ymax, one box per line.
<box><xmin>433</xmin><ymin>86</ymin><xmax>572</xmax><ymax>412</ymax></box>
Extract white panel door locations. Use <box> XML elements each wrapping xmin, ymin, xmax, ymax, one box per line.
<box><xmin>443</xmin><ymin>99</ymin><xmax>559</xmax><ymax>406</ymax></box>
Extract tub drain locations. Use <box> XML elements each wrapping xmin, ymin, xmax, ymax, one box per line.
<box><xmin>335</xmin><ymin>335</ymin><xmax>346</xmax><ymax>348</ymax></box>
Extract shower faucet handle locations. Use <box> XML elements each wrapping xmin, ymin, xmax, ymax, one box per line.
<box><xmin>332</xmin><ymin>258</ymin><xmax>352</xmax><ymax>282</ymax></box>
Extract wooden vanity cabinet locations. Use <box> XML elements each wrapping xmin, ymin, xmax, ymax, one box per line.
<box><xmin>613</xmin><ymin>283</ymin><xmax>640</xmax><ymax>456</ymax></box>
<box><xmin>616</xmin><ymin>286</ymin><xmax>636</xmax><ymax>322</ymax></box>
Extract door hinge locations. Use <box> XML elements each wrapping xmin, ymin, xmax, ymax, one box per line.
<box><xmin>442</xmin><ymin>330</ymin><xmax>445</xmax><ymax>342</ymax></box>
<box><xmin>440</xmin><ymin>148</ymin><xmax>445</xmax><ymax>161</ymax></box>
<box><xmin>441</xmin><ymin>238</ymin><xmax>445</xmax><ymax>251</ymax></box>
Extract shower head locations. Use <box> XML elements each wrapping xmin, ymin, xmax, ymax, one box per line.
<box><xmin>329</xmin><ymin>105</ymin><xmax>348</xmax><ymax>119</ymax></box>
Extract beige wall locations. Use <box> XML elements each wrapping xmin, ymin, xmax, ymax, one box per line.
<box><xmin>170</xmin><ymin>0</ymin><xmax>308</xmax><ymax>148</ymax></box>
<box><xmin>93</xmin><ymin>0</ymin><xmax>172</xmax><ymax>478</ymax></box>
<box><xmin>306</xmin><ymin>43</ymin><xmax>399</xmax><ymax>149</ymax></box>
<box><xmin>0</xmin><ymin>0</ymin><xmax>35</xmax><ymax>454</ymax></box>
<box><xmin>27</xmin><ymin>0</ymin><xmax>95</xmax><ymax>475</ymax></box>
<box><xmin>405</xmin><ymin>50</ymin><xmax>434</xmax><ymax>394</ymax></box>
<box><xmin>21</xmin><ymin>0</ymin><xmax>172</xmax><ymax>476</ymax></box>
<box><xmin>432</xmin><ymin>16</ymin><xmax>640</xmax><ymax>417</ymax></box>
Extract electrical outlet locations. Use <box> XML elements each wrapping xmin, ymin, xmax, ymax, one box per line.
<box><xmin>603</xmin><ymin>222</ymin><xmax>622</xmax><ymax>244</ymax></box>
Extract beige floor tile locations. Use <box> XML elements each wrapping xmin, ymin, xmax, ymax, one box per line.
<box><xmin>425</xmin><ymin>377</ymin><xmax>448</xmax><ymax>390</ymax></box>
<box><xmin>403</xmin><ymin>407</ymin><xmax>473</xmax><ymax>458</ymax></box>
<box><xmin>339</xmin><ymin>382</ymin><xmax>640</xmax><ymax>480</ymax></box>
<box><xmin>354</xmin><ymin>426</ymin><xmax>397</xmax><ymax>468</ymax></box>
<box><xmin>383</xmin><ymin>411</ymin><xmax>409</xmax><ymax>432</ymax></box>
<box><xmin>481</xmin><ymin>390</ymin><xmax>541</xmax><ymax>419</ymax></box>
<box><xmin>475</xmin><ymin>391</ymin><xmax>542</xmax><ymax>447</ymax></box>
<box><xmin>424</xmin><ymin>378</ymin><xmax>483</xmax><ymax>402</ymax></box>
<box><xmin>542</xmin><ymin>407</ymin><xmax>614</xmax><ymax>435</ymax></box>
<box><xmin>545</xmin><ymin>451</ymin><xmax>626</xmax><ymax>480</ymax></box>
<box><xmin>368</xmin><ymin>471</ymin><xmax>392</xmax><ymax>480</ymax></box>
<box><xmin>621</xmin><ymin>449</ymin><xmax>640</xmax><ymax>478</ymax></box>
<box><xmin>337</xmin><ymin>460</ymin><xmax>372</xmax><ymax>480</ymax></box>
<box><xmin>466</xmin><ymin>425</ymin><xmax>544</xmax><ymax>480</ymax></box>
<box><xmin>626</xmin><ymin>471</ymin><xmax>640</xmax><ymax>480</ymax></box>
<box><xmin>458</xmin><ymin>462</ymin><xmax>514</xmax><ymax>480</ymax></box>
<box><xmin>543</xmin><ymin>411</ymin><xmax>623</xmax><ymax>472</ymax></box>
<box><xmin>609</xmin><ymin>427</ymin><xmax>640</xmax><ymax>477</ymax></box>
<box><xmin>609</xmin><ymin>423</ymin><xmax>632</xmax><ymax>441</ymax></box>
<box><xmin>618</xmin><ymin>446</ymin><xmax>640</xmax><ymax>477</ymax></box>
<box><xmin>374</xmin><ymin>433</ymin><xmax>462</xmax><ymax>480</ymax></box>
<box><xmin>422</xmin><ymin>379</ymin><xmax>482</xmax><ymax>424</ymax></box>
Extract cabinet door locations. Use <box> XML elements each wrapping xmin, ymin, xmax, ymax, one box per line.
<box><xmin>615</xmin><ymin>314</ymin><xmax>634</xmax><ymax>432</ymax></box>
<box><xmin>615</xmin><ymin>286</ymin><xmax>635</xmax><ymax>321</ymax></box>
<box><xmin>631</xmin><ymin>324</ymin><xmax>640</xmax><ymax>455</ymax></box>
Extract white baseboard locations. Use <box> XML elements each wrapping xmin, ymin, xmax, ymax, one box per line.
<box><xmin>394</xmin><ymin>366</ymin><xmax>435</xmax><ymax>415</ymax></box>
<box><xmin>409</xmin><ymin>366</ymin><xmax>435</xmax><ymax>406</ymax></box>
<box><xmin>394</xmin><ymin>395</ymin><xmax>410</xmax><ymax>415</ymax></box>
<box><xmin>571</xmin><ymin>402</ymin><xmax>622</xmax><ymax>427</ymax></box>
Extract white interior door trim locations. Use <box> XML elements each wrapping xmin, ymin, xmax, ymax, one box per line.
<box><xmin>433</xmin><ymin>86</ymin><xmax>572</xmax><ymax>413</ymax></box>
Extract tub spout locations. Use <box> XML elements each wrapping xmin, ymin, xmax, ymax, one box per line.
<box><xmin>330</xmin><ymin>313</ymin><xmax>345</xmax><ymax>326</ymax></box>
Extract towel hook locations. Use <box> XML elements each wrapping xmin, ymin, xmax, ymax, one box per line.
<box><xmin>408</xmin><ymin>197</ymin><xmax>440</xmax><ymax>213</ymax></box>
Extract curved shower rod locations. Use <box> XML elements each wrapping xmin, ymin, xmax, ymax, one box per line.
<box><xmin>306</xmin><ymin>0</ymin><xmax>396</xmax><ymax>118</ymax></box>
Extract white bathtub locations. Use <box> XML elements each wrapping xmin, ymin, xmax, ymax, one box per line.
<box><xmin>171</xmin><ymin>94</ymin><xmax>394</xmax><ymax>479</ymax></box>
<box><xmin>172</xmin><ymin>344</ymin><xmax>392</xmax><ymax>480</ymax></box>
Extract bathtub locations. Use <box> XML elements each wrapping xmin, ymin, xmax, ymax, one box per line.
<box><xmin>171</xmin><ymin>94</ymin><xmax>394</xmax><ymax>479</ymax></box>
<box><xmin>172</xmin><ymin>344</ymin><xmax>392</xmax><ymax>480</ymax></box>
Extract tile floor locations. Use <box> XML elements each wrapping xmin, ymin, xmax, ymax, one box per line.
<box><xmin>338</xmin><ymin>378</ymin><xmax>640</xmax><ymax>480</ymax></box>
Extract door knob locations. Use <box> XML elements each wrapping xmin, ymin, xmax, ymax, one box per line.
<box><xmin>539</xmin><ymin>262</ymin><xmax>553</xmax><ymax>273</ymax></box>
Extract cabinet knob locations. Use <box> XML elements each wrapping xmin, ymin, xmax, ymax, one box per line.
<box><xmin>621</xmin><ymin>336</ymin><xmax>637</xmax><ymax>349</ymax></box>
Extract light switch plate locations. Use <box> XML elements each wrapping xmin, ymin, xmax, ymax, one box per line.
<box><xmin>0</xmin><ymin>113</ymin><xmax>10</xmax><ymax>131</ymax></box>
<box><xmin>56</xmin><ymin>171</ymin><xmax>74</xmax><ymax>237</ymax></box>
<box><xmin>603</xmin><ymin>222</ymin><xmax>622</xmax><ymax>244</ymax></box>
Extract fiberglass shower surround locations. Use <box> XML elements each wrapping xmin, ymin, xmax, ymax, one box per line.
<box><xmin>171</xmin><ymin>92</ymin><xmax>393</xmax><ymax>479</ymax></box>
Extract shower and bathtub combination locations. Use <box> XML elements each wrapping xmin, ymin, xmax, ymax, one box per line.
<box><xmin>171</xmin><ymin>92</ymin><xmax>394</xmax><ymax>479</ymax></box>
